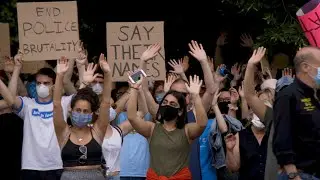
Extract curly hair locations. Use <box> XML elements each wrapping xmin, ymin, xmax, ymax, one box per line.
<box><xmin>71</xmin><ymin>87</ymin><xmax>100</xmax><ymax>112</ymax></box>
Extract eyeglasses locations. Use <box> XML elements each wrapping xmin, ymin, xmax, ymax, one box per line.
<box><xmin>79</xmin><ymin>145</ymin><xmax>87</xmax><ymax>164</ymax></box>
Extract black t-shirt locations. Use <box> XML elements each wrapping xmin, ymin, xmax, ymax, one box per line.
<box><xmin>0</xmin><ymin>113</ymin><xmax>23</xmax><ymax>180</ymax></box>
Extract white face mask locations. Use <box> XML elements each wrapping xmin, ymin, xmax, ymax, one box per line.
<box><xmin>95</xmin><ymin>107</ymin><xmax>117</xmax><ymax>122</ymax></box>
<box><xmin>109</xmin><ymin>108</ymin><xmax>117</xmax><ymax>121</ymax></box>
<box><xmin>36</xmin><ymin>84</ymin><xmax>50</xmax><ymax>98</ymax></box>
<box><xmin>251</xmin><ymin>113</ymin><xmax>265</xmax><ymax>130</ymax></box>
<box><xmin>92</xmin><ymin>83</ymin><xmax>103</xmax><ymax>95</ymax></box>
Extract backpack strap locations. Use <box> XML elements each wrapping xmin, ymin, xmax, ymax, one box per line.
<box><xmin>112</xmin><ymin>125</ymin><xmax>123</xmax><ymax>145</ymax></box>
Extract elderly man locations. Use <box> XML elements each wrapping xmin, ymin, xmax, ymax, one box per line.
<box><xmin>273</xmin><ymin>47</ymin><xmax>320</xmax><ymax>180</ymax></box>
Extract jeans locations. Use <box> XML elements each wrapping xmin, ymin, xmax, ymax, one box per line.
<box><xmin>278</xmin><ymin>172</ymin><xmax>319</xmax><ymax>180</ymax></box>
<box><xmin>120</xmin><ymin>177</ymin><xmax>146</xmax><ymax>180</ymax></box>
<box><xmin>106</xmin><ymin>175</ymin><xmax>120</xmax><ymax>180</ymax></box>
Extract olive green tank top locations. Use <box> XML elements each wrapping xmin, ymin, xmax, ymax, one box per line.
<box><xmin>149</xmin><ymin>123</ymin><xmax>190</xmax><ymax>177</ymax></box>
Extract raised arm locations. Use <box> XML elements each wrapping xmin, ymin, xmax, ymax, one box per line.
<box><xmin>244</xmin><ymin>47</ymin><xmax>268</xmax><ymax>120</ymax></box>
<box><xmin>4</xmin><ymin>53</ymin><xmax>23</xmax><ymax>109</ymax></box>
<box><xmin>185</xmin><ymin>75</ymin><xmax>207</xmax><ymax>142</ymax></box>
<box><xmin>238</xmin><ymin>83</ymin><xmax>249</xmax><ymax>120</ymax></box>
<box><xmin>53</xmin><ymin>57</ymin><xmax>70</xmax><ymax>146</ymax></box>
<box><xmin>95</xmin><ymin>54</ymin><xmax>112</xmax><ymax>137</ymax></box>
<box><xmin>76</xmin><ymin>41</ymin><xmax>88</xmax><ymax>90</ymax></box>
<box><xmin>114</xmin><ymin>91</ymin><xmax>130</xmax><ymax>114</ymax></box>
<box><xmin>188</xmin><ymin>40</ymin><xmax>215</xmax><ymax>112</ymax></box>
<box><xmin>127</xmin><ymin>74</ymin><xmax>155</xmax><ymax>138</ymax></box>
<box><xmin>168</xmin><ymin>59</ymin><xmax>188</xmax><ymax>83</ymax></box>
<box><xmin>212</xmin><ymin>90</ymin><xmax>228</xmax><ymax>133</ymax></box>
<box><xmin>214</xmin><ymin>34</ymin><xmax>227</xmax><ymax>66</ymax></box>
<box><xmin>139</xmin><ymin>44</ymin><xmax>161</xmax><ymax>117</ymax></box>
<box><xmin>138</xmin><ymin>87</ymin><xmax>148</xmax><ymax>116</ymax></box>
<box><xmin>62</xmin><ymin>58</ymin><xmax>76</xmax><ymax>95</ymax></box>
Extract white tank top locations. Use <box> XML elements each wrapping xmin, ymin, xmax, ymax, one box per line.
<box><xmin>102</xmin><ymin>126</ymin><xmax>122</xmax><ymax>172</ymax></box>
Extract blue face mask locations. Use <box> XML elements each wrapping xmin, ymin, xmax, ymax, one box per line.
<box><xmin>155</xmin><ymin>92</ymin><xmax>165</xmax><ymax>104</ymax></box>
<box><xmin>71</xmin><ymin>112</ymin><xmax>93</xmax><ymax>128</ymax></box>
<box><xmin>314</xmin><ymin>67</ymin><xmax>320</xmax><ymax>87</ymax></box>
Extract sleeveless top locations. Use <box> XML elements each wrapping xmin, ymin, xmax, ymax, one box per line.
<box><xmin>149</xmin><ymin>123</ymin><xmax>190</xmax><ymax>177</ymax></box>
<box><xmin>102</xmin><ymin>126</ymin><xmax>122</xmax><ymax>172</ymax></box>
<box><xmin>61</xmin><ymin>130</ymin><xmax>103</xmax><ymax>167</ymax></box>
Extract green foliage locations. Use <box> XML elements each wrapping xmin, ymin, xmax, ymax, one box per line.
<box><xmin>221</xmin><ymin>0</ymin><xmax>308</xmax><ymax>50</ymax></box>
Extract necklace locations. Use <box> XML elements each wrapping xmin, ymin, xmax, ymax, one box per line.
<box><xmin>72</xmin><ymin>130</ymin><xmax>84</xmax><ymax>142</ymax></box>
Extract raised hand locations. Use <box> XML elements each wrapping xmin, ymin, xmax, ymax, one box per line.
<box><xmin>76</xmin><ymin>41</ymin><xmax>88</xmax><ymax>65</ymax></box>
<box><xmin>57</xmin><ymin>56</ymin><xmax>70</xmax><ymax>75</ymax></box>
<box><xmin>225</xmin><ymin>134</ymin><xmax>236</xmax><ymax>151</ymax></box>
<box><xmin>207</xmin><ymin>56</ymin><xmax>215</xmax><ymax>73</ymax></box>
<box><xmin>99</xmin><ymin>53</ymin><xmax>110</xmax><ymax>73</ymax></box>
<box><xmin>83</xmin><ymin>63</ymin><xmax>99</xmax><ymax>83</ymax></box>
<box><xmin>182</xmin><ymin>56</ymin><xmax>189</xmax><ymax>72</ymax></box>
<box><xmin>212</xmin><ymin>90</ymin><xmax>221</xmax><ymax>106</ymax></box>
<box><xmin>127</xmin><ymin>72</ymin><xmax>144</xmax><ymax>89</ymax></box>
<box><xmin>13</xmin><ymin>50</ymin><xmax>23</xmax><ymax>69</ymax></box>
<box><xmin>216</xmin><ymin>33</ymin><xmax>228</xmax><ymax>46</ymax></box>
<box><xmin>140</xmin><ymin>43</ymin><xmax>161</xmax><ymax>62</ymax></box>
<box><xmin>188</xmin><ymin>40</ymin><xmax>207</xmax><ymax>62</ymax></box>
<box><xmin>168</xmin><ymin>59</ymin><xmax>184</xmax><ymax>74</ymax></box>
<box><xmin>229</xmin><ymin>87</ymin><xmax>239</xmax><ymax>104</ymax></box>
<box><xmin>282</xmin><ymin>68</ymin><xmax>295</xmax><ymax>78</ymax></box>
<box><xmin>164</xmin><ymin>74</ymin><xmax>178</xmax><ymax>93</ymax></box>
<box><xmin>4</xmin><ymin>56</ymin><xmax>14</xmax><ymax>73</ymax></box>
<box><xmin>238</xmin><ymin>82</ymin><xmax>244</xmax><ymax>98</ymax></box>
<box><xmin>185</xmin><ymin>75</ymin><xmax>203</xmax><ymax>95</ymax></box>
<box><xmin>240</xmin><ymin>34</ymin><xmax>253</xmax><ymax>47</ymax></box>
<box><xmin>231</xmin><ymin>63</ymin><xmax>241</xmax><ymax>80</ymax></box>
<box><xmin>248</xmin><ymin>47</ymin><xmax>266</xmax><ymax>65</ymax></box>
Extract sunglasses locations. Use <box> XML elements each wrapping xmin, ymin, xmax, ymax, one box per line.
<box><xmin>78</xmin><ymin>145</ymin><xmax>87</xmax><ymax>164</ymax></box>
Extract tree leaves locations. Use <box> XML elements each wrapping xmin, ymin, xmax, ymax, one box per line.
<box><xmin>221</xmin><ymin>0</ymin><xmax>308</xmax><ymax>50</ymax></box>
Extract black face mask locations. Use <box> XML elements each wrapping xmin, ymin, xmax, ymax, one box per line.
<box><xmin>159</xmin><ymin>105</ymin><xmax>179</xmax><ymax>122</ymax></box>
<box><xmin>218</xmin><ymin>101</ymin><xmax>230</xmax><ymax>114</ymax></box>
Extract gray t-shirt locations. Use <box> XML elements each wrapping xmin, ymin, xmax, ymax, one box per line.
<box><xmin>263</xmin><ymin>107</ymin><xmax>279</xmax><ymax>180</ymax></box>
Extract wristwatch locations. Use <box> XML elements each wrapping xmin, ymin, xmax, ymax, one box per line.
<box><xmin>288</xmin><ymin>172</ymin><xmax>299</xmax><ymax>179</ymax></box>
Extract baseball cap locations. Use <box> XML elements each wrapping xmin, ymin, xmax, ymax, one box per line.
<box><xmin>276</xmin><ymin>76</ymin><xmax>294</xmax><ymax>92</ymax></box>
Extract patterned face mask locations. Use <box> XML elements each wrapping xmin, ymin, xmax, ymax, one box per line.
<box><xmin>71</xmin><ymin>112</ymin><xmax>93</xmax><ymax>128</ymax></box>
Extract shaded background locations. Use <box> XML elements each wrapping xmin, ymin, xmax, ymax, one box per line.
<box><xmin>3</xmin><ymin>0</ymin><xmax>304</xmax><ymax>79</ymax></box>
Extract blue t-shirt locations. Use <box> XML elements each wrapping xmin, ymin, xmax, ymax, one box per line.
<box><xmin>117</xmin><ymin>112</ymin><xmax>151</xmax><ymax>177</ymax></box>
<box><xmin>199</xmin><ymin>119</ymin><xmax>217</xmax><ymax>180</ymax></box>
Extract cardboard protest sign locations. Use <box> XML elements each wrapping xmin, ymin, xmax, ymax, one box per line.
<box><xmin>17</xmin><ymin>1</ymin><xmax>79</xmax><ymax>61</ymax></box>
<box><xmin>107</xmin><ymin>21</ymin><xmax>165</xmax><ymax>82</ymax></box>
<box><xmin>21</xmin><ymin>61</ymin><xmax>46</xmax><ymax>74</ymax></box>
<box><xmin>297</xmin><ymin>0</ymin><xmax>320</xmax><ymax>47</ymax></box>
<box><xmin>0</xmin><ymin>23</ymin><xmax>11</xmax><ymax>70</ymax></box>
